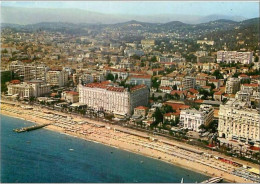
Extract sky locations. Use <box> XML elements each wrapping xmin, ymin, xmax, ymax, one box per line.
<box><xmin>1</xmin><ymin>1</ymin><xmax>259</xmax><ymax>18</ymax></box>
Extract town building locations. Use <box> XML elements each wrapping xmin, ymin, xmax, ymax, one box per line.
<box><xmin>79</xmin><ymin>82</ymin><xmax>149</xmax><ymax>116</ymax></box>
<box><xmin>8</xmin><ymin>61</ymin><xmax>49</xmax><ymax>81</ymax></box>
<box><xmin>133</xmin><ymin>106</ymin><xmax>149</xmax><ymax>118</ymax></box>
<box><xmin>218</xmin><ymin>99</ymin><xmax>260</xmax><ymax>146</ymax></box>
<box><xmin>46</xmin><ymin>70</ymin><xmax>68</xmax><ymax>87</ymax></box>
<box><xmin>7</xmin><ymin>80</ymin><xmax>50</xmax><ymax>99</ymax></box>
<box><xmin>61</xmin><ymin>91</ymin><xmax>79</xmax><ymax>103</ymax></box>
<box><xmin>217</xmin><ymin>51</ymin><xmax>253</xmax><ymax>64</ymax></box>
<box><xmin>180</xmin><ymin>104</ymin><xmax>214</xmax><ymax>132</ymax></box>
<box><xmin>225</xmin><ymin>77</ymin><xmax>240</xmax><ymax>94</ymax></box>
<box><xmin>182</xmin><ymin>77</ymin><xmax>196</xmax><ymax>91</ymax></box>
<box><xmin>197</xmin><ymin>40</ymin><xmax>214</xmax><ymax>46</ymax></box>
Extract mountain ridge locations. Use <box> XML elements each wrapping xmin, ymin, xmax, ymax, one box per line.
<box><xmin>1</xmin><ymin>6</ymin><xmax>248</xmax><ymax>25</ymax></box>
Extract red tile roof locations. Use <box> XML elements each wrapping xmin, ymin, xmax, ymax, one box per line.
<box><xmin>164</xmin><ymin>102</ymin><xmax>190</xmax><ymax>111</ymax></box>
<box><xmin>66</xmin><ymin>91</ymin><xmax>79</xmax><ymax>95</ymax></box>
<box><xmin>194</xmin><ymin>99</ymin><xmax>204</xmax><ymax>103</ymax></box>
<box><xmin>135</xmin><ymin>106</ymin><xmax>149</xmax><ymax>110</ymax></box>
<box><xmin>107</xmin><ymin>86</ymin><xmax>126</xmax><ymax>92</ymax></box>
<box><xmin>130</xmin><ymin>84</ymin><xmax>147</xmax><ymax>92</ymax></box>
<box><xmin>170</xmin><ymin>90</ymin><xmax>187</xmax><ymax>96</ymax></box>
<box><xmin>160</xmin><ymin>86</ymin><xmax>172</xmax><ymax>90</ymax></box>
<box><xmin>189</xmin><ymin>88</ymin><xmax>199</xmax><ymax>94</ymax></box>
<box><xmin>10</xmin><ymin>80</ymin><xmax>21</xmax><ymax>84</ymax></box>
<box><xmin>214</xmin><ymin>91</ymin><xmax>222</xmax><ymax>95</ymax></box>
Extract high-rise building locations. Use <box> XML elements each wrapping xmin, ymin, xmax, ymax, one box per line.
<box><xmin>182</xmin><ymin>77</ymin><xmax>196</xmax><ymax>90</ymax></box>
<box><xmin>218</xmin><ymin>99</ymin><xmax>260</xmax><ymax>146</ymax></box>
<box><xmin>46</xmin><ymin>70</ymin><xmax>68</xmax><ymax>87</ymax></box>
<box><xmin>225</xmin><ymin>78</ymin><xmax>240</xmax><ymax>94</ymax></box>
<box><xmin>8</xmin><ymin>61</ymin><xmax>49</xmax><ymax>81</ymax></box>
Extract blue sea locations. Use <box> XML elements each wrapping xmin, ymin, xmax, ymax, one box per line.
<box><xmin>0</xmin><ymin>114</ymin><xmax>209</xmax><ymax>183</ymax></box>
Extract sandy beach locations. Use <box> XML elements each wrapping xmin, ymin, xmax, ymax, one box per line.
<box><xmin>1</xmin><ymin>100</ymin><xmax>258</xmax><ymax>183</ymax></box>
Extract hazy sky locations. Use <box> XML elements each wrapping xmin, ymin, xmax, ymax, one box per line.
<box><xmin>2</xmin><ymin>1</ymin><xmax>259</xmax><ymax>18</ymax></box>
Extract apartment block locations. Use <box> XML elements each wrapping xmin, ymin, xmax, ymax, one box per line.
<box><xmin>8</xmin><ymin>61</ymin><xmax>49</xmax><ymax>81</ymax></box>
<box><xmin>225</xmin><ymin>78</ymin><xmax>240</xmax><ymax>94</ymax></box>
<box><xmin>46</xmin><ymin>70</ymin><xmax>68</xmax><ymax>87</ymax></box>
<box><xmin>217</xmin><ymin>51</ymin><xmax>253</xmax><ymax>64</ymax></box>
<box><xmin>182</xmin><ymin>77</ymin><xmax>196</xmax><ymax>91</ymax></box>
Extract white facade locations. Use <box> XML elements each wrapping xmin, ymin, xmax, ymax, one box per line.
<box><xmin>46</xmin><ymin>70</ymin><xmax>68</xmax><ymax>87</ymax></box>
<box><xmin>8</xmin><ymin>61</ymin><xmax>49</xmax><ymax>81</ymax></box>
<box><xmin>7</xmin><ymin>80</ymin><xmax>50</xmax><ymax>98</ymax></box>
<box><xmin>217</xmin><ymin>51</ymin><xmax>253</xmax><ymax>64</ymax></box>
<box><xmin>225</xmin><ymin>77</ymin><xmax>240</xmax><ymax>94</ymax></box>
<box><xmin>79</xmin><ymin>83</ymin><xmax>149</xmax><ymax>116</ymax></box>
<box><xmin>218</xmin><ymin>99</ymin><xmax>260</xmax><ymax>146</ymax></box>
<box><xmin>160</xmin><ymin>77</ymin><xmax>181</xmax><ymax>87</ymax></box>
<box><xmin>180</xmin><ymin>104</ymin><xmax>214</xmax><ymax>132</ymax></box>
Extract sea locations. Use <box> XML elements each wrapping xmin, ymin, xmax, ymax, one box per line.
<box><xmin>0</xmin><ymin>114</ymin><xmax>210</xmax><ymax>183</ymax></box>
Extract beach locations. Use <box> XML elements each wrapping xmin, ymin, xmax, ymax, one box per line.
<box><xmin>1</xmin><ymin>100</ymin><xmax>258</xmax><ymax>183</ymax></box>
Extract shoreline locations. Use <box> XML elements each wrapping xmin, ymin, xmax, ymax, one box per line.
<box><xmin>1</xmin><ymin>102</ymin><xmax>257</xmax><ymax>183</ymax></box>
<box><xmin>44</xmin><ymin>124</ymin><xmax>214</xmax><ymax>181</ymax></box>
<box><xmin>1</xmin><ymin>111</ymin><xmax>215</xmax><ymax>181</ymax></box>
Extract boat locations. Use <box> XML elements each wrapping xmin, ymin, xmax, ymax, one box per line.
<box><xmin>181</xmin><ymin>178</ymin><xmax>184</xmax><ymax>183</ymax></box>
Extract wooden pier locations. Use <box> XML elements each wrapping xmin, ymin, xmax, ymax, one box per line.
<box><xmin>13</xmin><ymin>124</ymin><xmax>51</xmax><ymax>133</ymax></box>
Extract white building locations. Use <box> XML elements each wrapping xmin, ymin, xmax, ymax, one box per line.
<box><xmin>182</xmin><ymin>77</ymin><xmax>196</xmax><ymax>91</ymax></box>
<box><xmin>46</xmin><ymin>70</ymin><xmax>68</xmax><ymax>87</ymax></box>
<box><xmin>218</xmin><ymin>99</ymin><xmax>260</xmax><ymax>146</ymax></box>
<box><xmin>8</xmin><ymin>61</ymin><xmax>49</xmax><ymax>81</ymax></box>
<box><xmin>225</xmin><ymin>77</ymin><xmax>240</xmax><ymax>94</ymax></box>
<box><xmin>79</xmin><ymin>83</ymin><xmax>149</xmax><ymax>116</ymax></box>
<box><xmin>7</xmin><ymin>80</ymin><xmax>50</xmax><ymax>99</ymax></box>
<box><xmin>160</xmin><ymin>77</ymin><xmax>181</xmax><ymax>87</ymax></box>
<box><xmin>217</xmin><ymin>51</ymin><xmax>253</xmax><ymax>64</ymax></box>
<box><xmin>180</xmin><ymin>104</ymin><xmax>214</xmax><ymax>132</ymax></box>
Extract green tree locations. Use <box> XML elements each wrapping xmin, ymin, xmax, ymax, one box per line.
<box><xmin>1</xmin><ymin>49</ymin><xmax>8</xmax><ymax>54</ymax></box>
<box><xmin>152</xmin><ymin>108</ymin><xmax>163</xmax><ymax>125</ymax></box>
<box><xmin>106</xmin><ymin>73</ymin><xmax>114</xmax><ymax>81</ymax></box>
<box><xmin>212</xmin><ymin>70</ymin><xmax>224</xmax><ymax>79</ymax></box>
<box><xmin>162</xmin><ymin>104</ymin><xmax>175</xmax><ymax>113</ymax></box>
<box><xmin>150</xmin><ymin>56</ymin><xmax>157</xmax><ymax>62</ymax></box>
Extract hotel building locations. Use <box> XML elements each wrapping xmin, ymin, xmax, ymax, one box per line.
<box><xmin>218</xmin><ymin>99</ymin><xmax>260</xmax><ymax>146</ymax></box>
<box><xmin>7</xmin><ymin>80</ymin><xmax>50</xmax><ymax>99</ymax></box>
<box><xmin>79</xmin><ymin>82</ymin><xmax>149</xmax><ymax>116</ymax></box>
<box><xmin>180</xmin><ymin>104</ymin><xmax>214</xmax><ymax>132</ymax></box>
